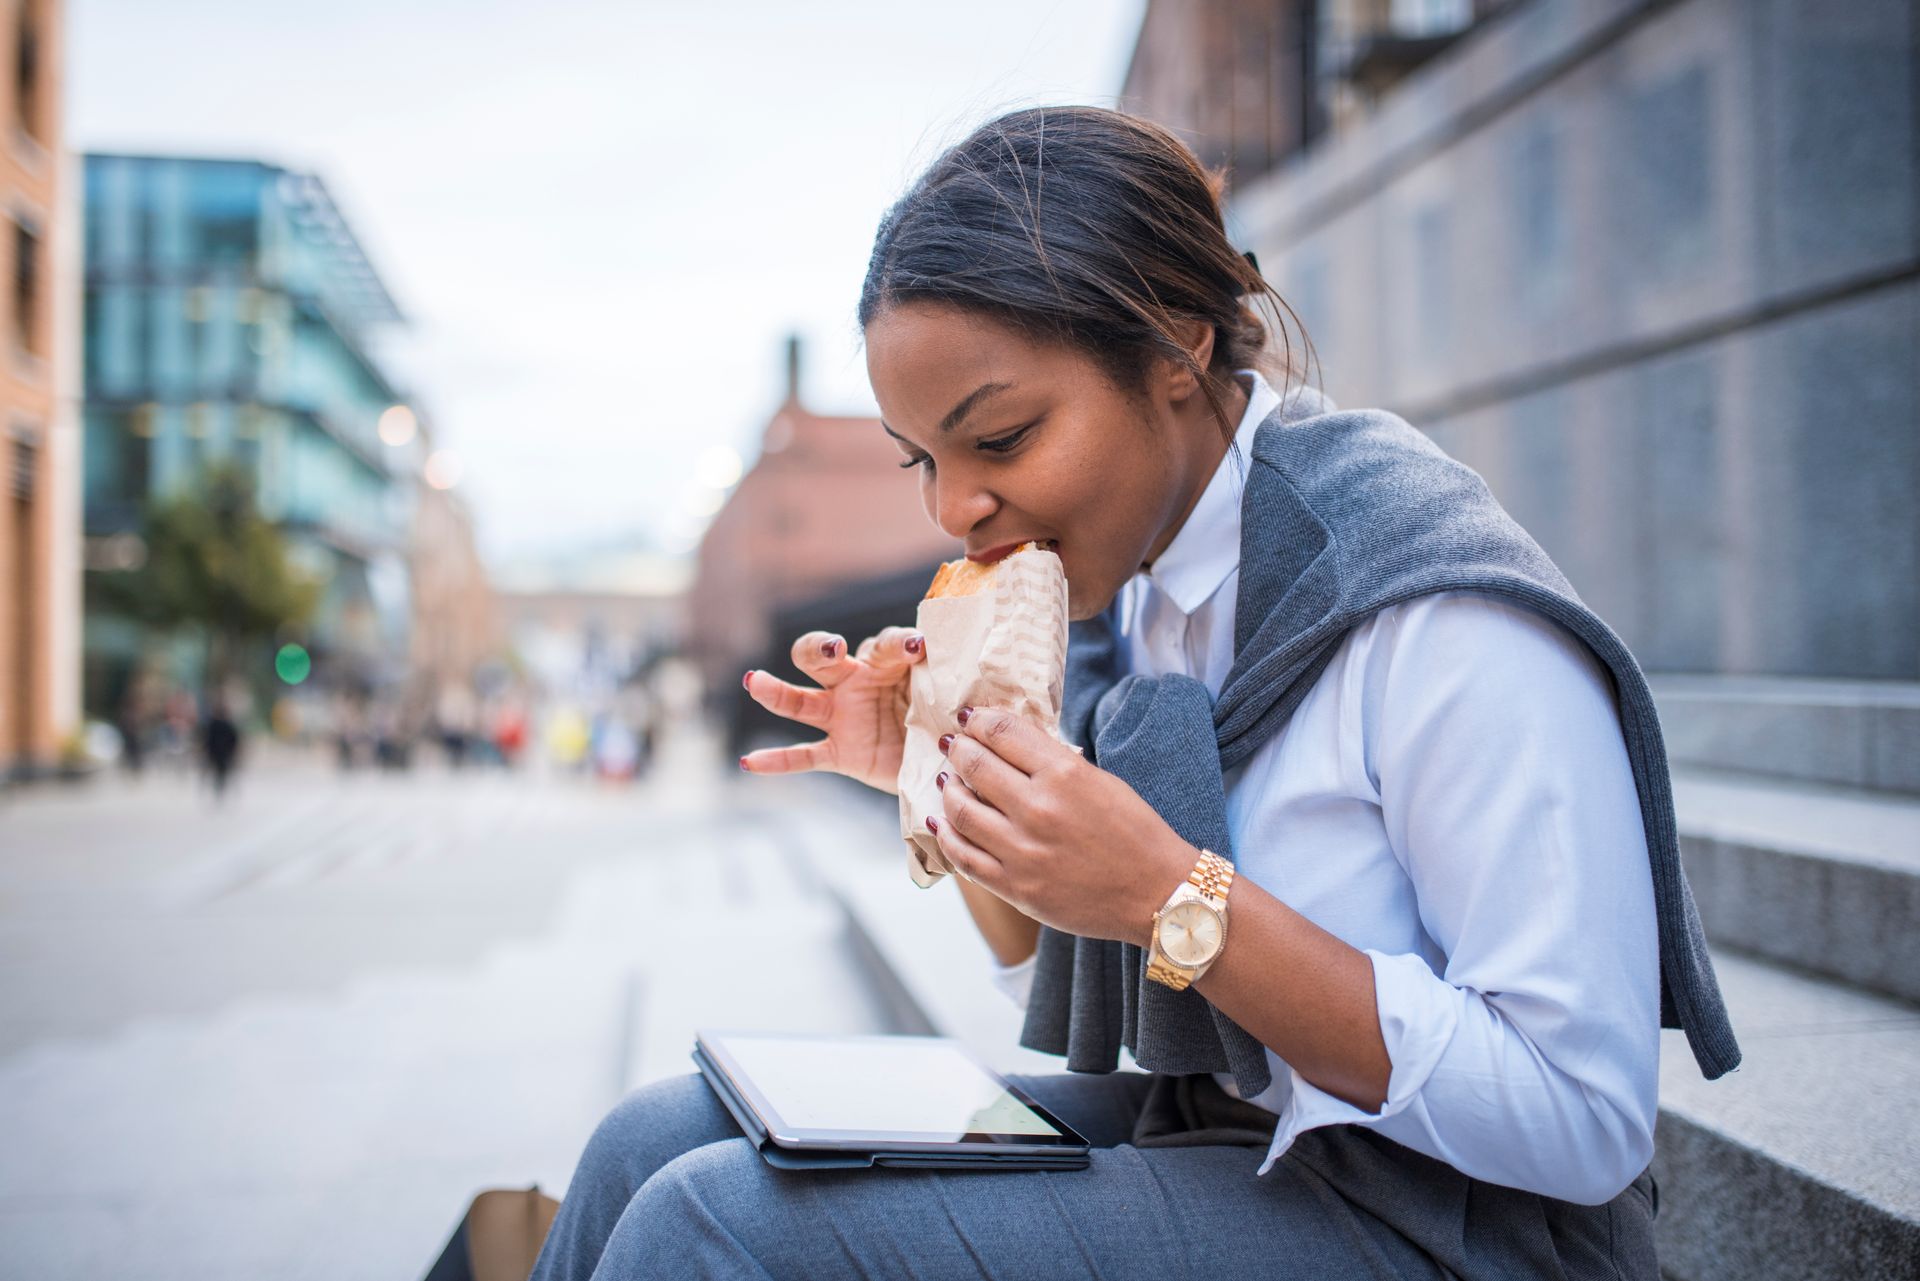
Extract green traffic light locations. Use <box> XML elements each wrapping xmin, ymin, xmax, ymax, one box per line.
<box><xmin>275</xmin><ymin>643</ymin><xmax>312</xmax><ymax>685</ymax></box>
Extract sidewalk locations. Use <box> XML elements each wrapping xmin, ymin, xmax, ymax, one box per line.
<box><xmin>0</xmin><ymin>722</ymin><xmax>895</xmax><ymax>1280</ymax></box>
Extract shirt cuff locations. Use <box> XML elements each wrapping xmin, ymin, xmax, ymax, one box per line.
<box><xmin>1256</xmin><ymin>949</ymin><xmax>1459</xmax><ymax>1175</ymax></box>
<box><xmin>989</xmin><ymin>951</ymin><xmax>1037</xmax><ymax>1010</ymax></box>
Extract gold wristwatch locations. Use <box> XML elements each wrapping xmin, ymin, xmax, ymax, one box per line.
<box><xmin>1145</xmin><ymin>849</ymin><xmax>1234</xmax><ymax>991</ymax></box>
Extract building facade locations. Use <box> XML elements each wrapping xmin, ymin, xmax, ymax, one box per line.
<box><xmin>81</xmin><ymin>154</ymin><xmax>417</xmax><ymax>713</ymax></box>
<box><xmin>1216</xmin><ymin>0</ymin><xmax>1917</xmax><ymax>691</ymax></box>
<box><xmin>0</xmin><ymin>0</ymin><xmax>77</xmax><ymax>779</ymax></box>
<box><xmin>408</xmin><ymin>472</ymin><xmax>501</xmax><ymax>712</ymax></box>
<box><xmin>1119</xmin><ymin>0</ymin><xmax>1511</xmax><ymax>193</ymax></box>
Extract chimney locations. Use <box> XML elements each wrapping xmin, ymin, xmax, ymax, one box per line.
<box><xmin>784</xmin><ymin>333</ymin><xmax>803</xmax><ymax>407</ymax></box>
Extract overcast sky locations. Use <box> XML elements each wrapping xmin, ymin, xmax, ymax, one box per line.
<box><xmin>70</xmin><ymin>0</ymin><xmax>1145</xmax><ymax>564</ymax></box>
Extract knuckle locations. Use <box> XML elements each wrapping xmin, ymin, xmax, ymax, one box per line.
<box><xmin>943</xmin><ymin>795</ymin><xmax>970</xmax><ymax>836</ymax></box>
<box><xmin>1025</xmin><ymin>791</ymin><xmax>1058</xmax><ymax>828</ymax></box>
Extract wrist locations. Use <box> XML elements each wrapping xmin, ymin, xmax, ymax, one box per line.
<box><xmin>1138</xmin><ymin>837</ymin><xmax>1202</xmax><ymax>948</ymax></box>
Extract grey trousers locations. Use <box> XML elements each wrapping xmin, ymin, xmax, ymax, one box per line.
<box><xmin>528</xmin><ymin>1069</ymin><xmax>1657</xmax><ymax>1280</ymax></box>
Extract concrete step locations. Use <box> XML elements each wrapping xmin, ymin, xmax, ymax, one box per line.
<box><xmin>1655</xmin><ymin>951</ymin><xmax>1920</xmax><ymax>1281</ymax></box>
<box><xmin>1653</xmin><ymin>675</ymin><xmax>1920</xmax><ymax>795</ymax></box>
<box><xmin>1672</xmin><ymin>767</ymin><xmax>1920</xmax><ymax>1004</ymax></box>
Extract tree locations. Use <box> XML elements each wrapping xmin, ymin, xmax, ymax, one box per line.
<box><xmin>89</xmin><ymin>463</ymin><xmax>322</xmax><ymax>686</ymax></box>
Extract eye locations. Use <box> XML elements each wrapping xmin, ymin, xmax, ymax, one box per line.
<box><xmin>976</xmin><ymin>422</ymin><xmax>1036</xmax><ymax>454</ymax></box>
<box><xmin>896</xmin><ymin>420</ymin><xmax>1035</xmax><ymax>471</ymax></box>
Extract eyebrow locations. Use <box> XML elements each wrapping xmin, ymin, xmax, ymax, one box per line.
<box><xmin>881</xmin><ymin>381</ymin><xmax>1014</xmax><ymax>442</ymax></box>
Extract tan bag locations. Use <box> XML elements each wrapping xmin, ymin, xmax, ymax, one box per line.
<box><xmin>420</xmin><ymin>1185</ymin><xmax>561</xmax><ymax>1281</ymax></box>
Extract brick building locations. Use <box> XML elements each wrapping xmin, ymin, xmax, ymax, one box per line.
<box><xmin>0</xmin><ymin>0</ymin><xmax>77</xmax><ymax>779</ymax></box>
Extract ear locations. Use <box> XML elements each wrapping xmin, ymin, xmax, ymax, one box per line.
<box><xmin>1159</xmin><ymin>318</ymin><xmax>1217</xmax><ymax>406</ymax></box>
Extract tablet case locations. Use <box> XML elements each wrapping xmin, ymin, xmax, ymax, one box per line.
<box><xmin>691</xmin><ymin>1043</ymin><xmax>1090</xmax><ymax>1172</ymax></box>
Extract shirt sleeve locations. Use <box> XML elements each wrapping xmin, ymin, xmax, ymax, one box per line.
<box><xmin>1260</xmin><ymin>591</ymin><xmax>1661</xmax><ymax>1205</ymax></box>
<box><xmin>989</xmin><ymin>950</ymin><xmax>1037</xmax><ymax>1010</ymax></box>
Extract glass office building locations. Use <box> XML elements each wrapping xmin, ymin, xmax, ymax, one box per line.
<box><xmin>81</xmin><ymin>154</ymin><xmax>417</xmax><ymax>710</ymax></box>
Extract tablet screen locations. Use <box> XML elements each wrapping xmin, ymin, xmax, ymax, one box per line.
<box><xmin>698</xmin><ymin>1030</ymin><xmax>1080</xmax><ymax>1146</ymax></box>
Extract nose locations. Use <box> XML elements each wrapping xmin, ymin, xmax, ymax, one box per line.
<box><xmin>927</xmin><ymin>470</ymin><xmax>998</xmax><ymax>541</ymax></box>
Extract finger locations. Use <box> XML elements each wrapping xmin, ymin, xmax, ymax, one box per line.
<box><xmin>743</xmin><ymin>670</ymin><xmax>831</xmax><ymax>730</ymax></box>
<box><xmin>858</xmin><ymin>625</ymin><xmax>928</xmax><ymax>674</ymax></box>
<box><xmin>942</xmin><ymin>732</ymin><xmax>1033</xmax><ymax>815</ymax></box>
<box><xmin>937</xmin><ymin>770</ymin><xmax>1018</xmax><ymax>858</ymax></box>
<box><xmin>791</xmin><ymin>632</ymin><xmax>860</xmax><ymax>689</ymax></box>
<box><xmin>957</xmin><ymin>705</ymin><xmax>1070</xmax><ymax>776</ymax></box>
<box><xmin>926</xmin><ymin>808</ymin><xmax>1003</xmax><ymax>888</ymax></box>
<box><xmin>739</xmin><ymin>739</ymin><xmax>834</xmax><ymax>775</ymax></box>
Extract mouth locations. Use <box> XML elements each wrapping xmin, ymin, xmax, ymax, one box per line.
<box><xmin>966</xmin><ymin>538</ymin><xmax>1062</xmax><ymax>565</ymax></box>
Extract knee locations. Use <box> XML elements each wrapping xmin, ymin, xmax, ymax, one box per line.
<box><xmin>602</xmin><ymin>1141</ymin><xmax>779</xmax><ymax>1273</ymax></box>
<box><xmin>573</xmin><ymin>1073</ymin><xmax>725</xmax><ymax>1193</ymax></box>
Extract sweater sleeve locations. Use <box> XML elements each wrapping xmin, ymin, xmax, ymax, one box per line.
<box><xmin>1258</xmin><ymin>591</ymin><xmax>1661</xmax><ymax>1205</ymax></box>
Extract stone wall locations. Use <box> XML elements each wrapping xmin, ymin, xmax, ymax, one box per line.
<box><xmin>1229</xmin><ymin>0</ymin><xmax>1918</xmax><ymax>679</ymax></box>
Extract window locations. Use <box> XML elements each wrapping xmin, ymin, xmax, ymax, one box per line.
<box><xmin>12</xmin><ymin>219</ymin><xmax>40</xmax><ymax>355</ymax></box>
<box><xmin>14</xmin><ymin>2</ymin><xmax>41</xmax><ymax>143</ymax></box>
<box><xmin>10</xmin><ymin>435</ymin><xmax>34</xmax><ymax>501</ymax></box>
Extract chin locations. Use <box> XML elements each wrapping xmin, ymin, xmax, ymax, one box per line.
<box><xmin>1065</xmin><ymin>575</ymin><xmax>1123</xmax><ymax>623</ymax></box>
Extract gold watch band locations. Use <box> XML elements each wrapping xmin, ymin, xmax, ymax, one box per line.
<box><xmin>1187</xmin><ymin>849</ymin><xmax>1235</xmax><ymax>903</ymax></box>
<box><xmin>1146</xmin><ymin>952</ymin><xmax>1198</xmax><ymax>990</ymax></box>
<box><xmin>1146</xmin><ymin>849</ymin><xmax>1235</xmax><ymax>991</ymax></box>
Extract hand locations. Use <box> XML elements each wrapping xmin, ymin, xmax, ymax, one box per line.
<box><xmin>739</xmin><ymin>626</ymin><xmax>926</xmax><ymax>794</ymax></box>
<box><xmin>927</xmin><ymin>706</ymin><xmax>1196</xmax><ymax>946</ymax></box>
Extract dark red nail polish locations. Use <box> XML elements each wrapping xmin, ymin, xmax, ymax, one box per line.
<box><xmin>821</xmin><ymin>639</ymin><xmax>840</xmax><ymax>657</ymax></box>
<box><xmin>935</xmin><ymin>771</ymin><xmax>948</xmax><ymax>790</ymax></box>
<box><xmin>957</xmin><ymin>706</ymin><xmax>974</xmax><ymax>726</ymax></box>
<box><xmin>742</xmin><ymin>671</ymin><xmax>753</xmax><ymax>690</ymax></box>
<box><xmin>938</xmin><ymin>733</ymin><xmax>954</xmax><ymax>754</ymax></box>
<box><xmin>925</xmin><ymin>815</ymin><xmax>940</xmax><ymax>833</ymax></box>
<box><xmin>905</xmin><ymin>635</ymin><xmax>923</xmax><ymax>654</ymax></box>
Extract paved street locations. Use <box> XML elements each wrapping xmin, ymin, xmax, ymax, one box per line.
<box><xmin>0</xmin><ymin>723</ymin><xmax>896</xmax><ymax>1279</ymax></box>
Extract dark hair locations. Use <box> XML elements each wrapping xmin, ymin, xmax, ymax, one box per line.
<box><xmin>857</xmin><ymin>104</ymin><xmax>1315</xmax><ymax>447</ymax></box>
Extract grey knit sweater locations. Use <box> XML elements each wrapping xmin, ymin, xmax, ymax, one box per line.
<box><xmin>1018</xmin><ymin>393</ymin><xmax>1742</xmax><ymax>1098</ymax></box>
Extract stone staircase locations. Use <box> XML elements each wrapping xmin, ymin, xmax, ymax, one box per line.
<box><xmin>794</xmin><ymin>675</ymin><xmax>1920</xmax><ymax>1280</ymax></box>
<box><xmin>1648</xmin><ymin>676</ymin><xmax>1920</xmax><ymax>1281</ymax></box>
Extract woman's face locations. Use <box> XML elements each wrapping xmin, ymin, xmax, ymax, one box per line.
<box><xmin>864</xmin><ymin>302</ymin><xmax>1224</xmax><ymax>621</ymax></box>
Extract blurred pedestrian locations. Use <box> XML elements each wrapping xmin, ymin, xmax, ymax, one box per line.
<box><xmin>200</xmin><ymin>697</ymin><xmax>242</xmax><ymax>800</ymax></box>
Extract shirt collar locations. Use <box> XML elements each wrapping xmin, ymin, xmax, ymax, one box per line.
<box><xmin>1140</xmin><ymin>368</ymin><xmax>1282</xmax><ymax>615</ymax></box>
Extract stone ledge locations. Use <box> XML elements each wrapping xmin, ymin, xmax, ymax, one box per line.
<box><xmin>1656</xmin><ymin>677</ymin><xmax>1920</xmax><ymax>795</ymax></box>
<box><xmin>1656</xmin><ymin>951</ymin><xmax>1920</xmax><ymax>1281</ymax></box>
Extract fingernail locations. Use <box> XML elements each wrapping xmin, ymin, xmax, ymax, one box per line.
<box><xmin>742</xmin><ymin>671</ymin><xmax>754</xmax><ymax>690</ymax></box>
<box><xmin>938</xmin><ymin>733</ymin><xmax>954</xmax><ymax>754</ymax></box>
<box><xmin>935</xmin><ymin>770</ymin><xmax>948</xmax><ymax>790</ymax></box>
<box><xmin>957</xmin><ymin>706</ymin><xmax>974</xmax><ymax>726</ymax></box>
<box><xmin>904</xmin><ymin>634</ymin><xmax>924</xmax><ymax>655</ymax></box>
<box><xmin>738</xmin><ymin>756</ymin><xmax>751</xmax><ymax>771</ymax></box>
<box><xmin>925</xmin><ymin>815</ymin><xmax>940</xmax><ymax>833</ymax></box>
<box><xmin>821</xmin><ymin>639</ymin><xmax>840</xmax><ymax>657</ymax></box>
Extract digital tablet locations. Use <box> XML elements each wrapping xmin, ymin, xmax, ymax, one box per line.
<box><xmin>693</xmin><ymin>1028</ymin><xmax>1090</xmax><ymax>1169</ymax></box>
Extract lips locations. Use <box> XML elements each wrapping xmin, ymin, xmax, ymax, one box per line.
<box><xmin>966</xmin><ymin>538</ymin><xmax>1061</xmax><ymax>565</ymax></box>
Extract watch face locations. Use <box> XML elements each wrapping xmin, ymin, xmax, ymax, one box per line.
<box><xmin>1158</xmin><ymin>900</ymin><xmax>1224</xmax><ymax>967</ymax></box>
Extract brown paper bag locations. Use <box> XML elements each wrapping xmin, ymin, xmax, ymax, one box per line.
<box><xmin>897</xmin><ymin>547</ymin><xmax>1072</xmax><ymax>887</ymax></box>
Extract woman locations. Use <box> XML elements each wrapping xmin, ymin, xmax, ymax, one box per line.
<box><xmin>530</xmin><ymin>105</ymin><xmax>1736</xmax><ymax>1281</ymax></box>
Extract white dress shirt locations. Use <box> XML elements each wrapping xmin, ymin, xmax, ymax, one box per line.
<box><xmin>990</xmin><ymin>369</ymin><xmax>1661</xmax><ymax>1205</ymax></box>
